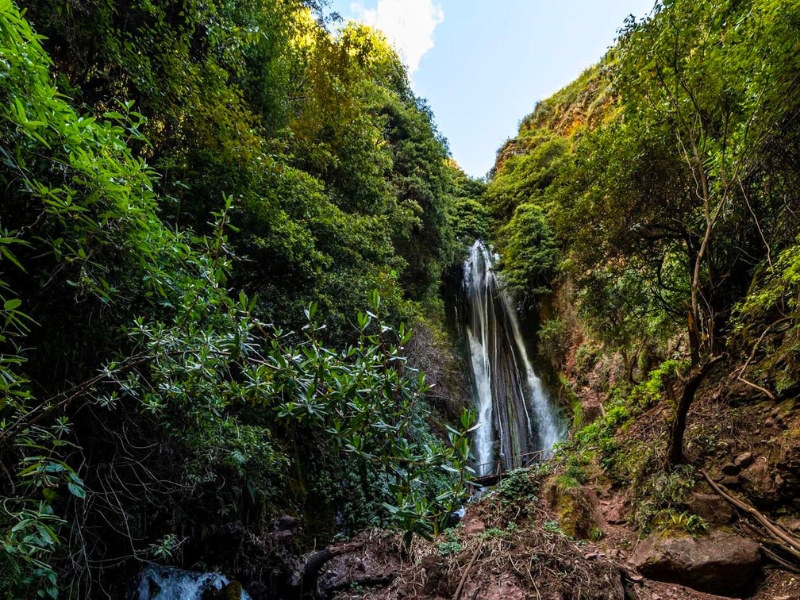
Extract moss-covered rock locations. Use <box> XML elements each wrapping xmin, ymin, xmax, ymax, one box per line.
<box><xmin>202</xmin><ymin>581</ymin><xmax>242</xmax><ymax>600</ymax></box>
<box><xmin>543</xmin><ymin>478</ymin><xmax>604</xmax><ymax>540</ymax></box>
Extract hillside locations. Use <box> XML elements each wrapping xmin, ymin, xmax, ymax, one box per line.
<box><xmin>481</xmin><ymin>0</ymin><xmax>800</xmax><ymax>597</ymax></box>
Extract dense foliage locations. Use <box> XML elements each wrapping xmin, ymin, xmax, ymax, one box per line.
<box><xmin>490</xmin><ymin>0</ymin><xmax>800</xmax><ymax>379</ymax></box>
<box><xmin>0</xmin><ymin>1</ymin><xmax>484</xmax><ymax>597</ymax></box>
<box><xmin>488</xmin><ymin>0</ymin><xmax>800</xmax><ymax>484</ymax></box>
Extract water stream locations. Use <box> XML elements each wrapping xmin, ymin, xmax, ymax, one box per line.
<box><xmin>133</xmin><ymin>565</ymin><xmax>252</xmax><ymax>600</ymax></box>
<box><xmin>460</xmin><ymin>241</ymin><xmax>563</xmax><ymax>477</ymax></box>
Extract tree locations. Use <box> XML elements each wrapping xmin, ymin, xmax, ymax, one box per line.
<box><xmin>617</xmin><ymin>0</ymin><xmax>800</xmax><ymax>364</ymax></box>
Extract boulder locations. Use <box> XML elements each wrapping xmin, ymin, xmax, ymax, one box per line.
<box><xmin>683</xmin><ymin>493</ymin><xmax>734</xmax><ymax>525</ymax></box>
<box><xmin>631</xmin><ymin>530</ymin><xmax>761</xmax><ymax>596</ymax></box>
<box><xmin>544</xmin><ymin>480</ymin><xmax>604</xmax><ymax>539</ymax></box>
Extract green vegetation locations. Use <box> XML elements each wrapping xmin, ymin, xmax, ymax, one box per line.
<box><xmin>0</xmin><ymin>1</ymin><xmax>486</xmax><ymax>597</ymax></box>
<box><xmin>3</xmin><ymin>0</ymin><xmax>800</xmax><ymax>593</ymax></box>
<box><xmin>490</xmin><ymin>0</ymin><xmax>800</xmax><ymax>512</ymax></box>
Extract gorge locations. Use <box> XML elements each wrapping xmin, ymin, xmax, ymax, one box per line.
<box><xmin>3</xmin><ymin>0</ymin><xmax>800</xmax><ymax>598</ymax></box>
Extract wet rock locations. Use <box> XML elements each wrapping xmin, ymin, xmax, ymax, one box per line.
<box><xmin>631</xmin><ymin>530</ymin><xmax>761</xmax><ymax>596</ymax></box>
<box><xmin>684</xmin><ymin>493</ymin><xmax>734</xmax><ymax>525</ymax></box>
<box><xmin>202</xmin><ymin>581</ymin><xmax>243</xmax><ymax>600</ymax></box>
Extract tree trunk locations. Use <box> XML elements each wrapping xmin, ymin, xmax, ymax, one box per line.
<box><xmin>687</xmin><ymin>311</ymin><xmax>701</xmax><ymax>366</ymax></box>
<box><xmin>668</xmin><ymin>355</ymin><xmax>724</xmax><ymax>465</ymax></box>
<box><xmin>290</xmin><ymin>540</ymin><xmax>366</xmax><ymax>600</ymax></box>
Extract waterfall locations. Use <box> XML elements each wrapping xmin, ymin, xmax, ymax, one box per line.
<box><xmin>461</xmin><ymin>241</ymin><xmax>563</xmax><ymax>477</ymax></box>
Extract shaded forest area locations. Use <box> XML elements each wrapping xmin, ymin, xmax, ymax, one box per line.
<box><xmin>0</xmin><ymin>1</ymin><xmax>485</xmax><ymax>597</ymax></box>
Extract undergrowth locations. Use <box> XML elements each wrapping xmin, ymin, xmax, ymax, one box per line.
<box><xmin>556</xmin><ymin>359</ymin><xmax>706</xmax><ymax>536</ymax></box>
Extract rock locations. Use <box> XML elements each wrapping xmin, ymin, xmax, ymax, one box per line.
<box><xmin>270</xmin><ymin>530</ymin><xmax>294</xmax><ymax>542</ymax></box>
<box><xmin>719</xmin><ymin>475</ymin><xmax>740</xmax><ymax>487</ymax></box>
<box><xmin>276</xmin><ymin>515</ymin><xmax>298</xmax><ymax>530</ymax></box>
<box><xmin>777</xmin><ymin>516</ymin><xmax>800</xmax><ymax>533</ymax></box>
<box><xmin>600</xmin><ymin>496</ymin><xmax>628</xmax><ymax>525</ymax></box>
<box><xmin>463</xmin><ymin>512</ymin><xmax>486</xmax><ymax>535</ymax></box>
<box><xmin>740</xmin><ymin>455</ymin><xmax>780</xmax><ymax>506</ymax></box>
<box><xmin>734</xmin><ymin>452</ymin><xmax>754</xmax><ymax>469</ymax></box>
<box><xmin>421</xmin><ymin>554</ymin><xmax>450</xmax><ymax>597</ymax></box>
<box><xmin>631</xmin><ymin>530</ymin><xmax>761</xmax><ymax>595</ymax></box>
<box><xmin>473</xmin><ymin>579</ymin><xmax>527</xmax><ymax>600</ymax></box>
<box><xmin>555</xmin><ymin>485</ymin><xmax>604</xmax><ymax>539</ymax></box>
<box><xmin>721</xmin><ymin>463</ymin><xmax>740</xmax><ymax>476</ymax></box>
<box><xmin>202</xmin><ymin>581</ymin><xmax>243</xmax><ymax>600</ymax></box>
<box><xmin>684</xmin><ymin>493</ymin><xmax>734</xmax><ymax>525</ymax></box>
<box><xmin>582</xmin><ymin>395</ymin><xmax>604</xmax><ymax>425</ymax></box>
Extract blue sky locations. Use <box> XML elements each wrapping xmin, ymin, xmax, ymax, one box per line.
<box><xmin>326</xmin><ymin>0</ymin><xmax>657</xmax><ymax>178</ymax></box>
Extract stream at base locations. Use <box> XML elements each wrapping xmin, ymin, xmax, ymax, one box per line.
<box><xmin>133</xmin><ymin>565</ymin><xmax>253</xmax><ymax>600</ymax></box>
<box><xmin>460</xmin><ymin>241</ymin><xmax>564</xmax><ymax>477</ymax></box>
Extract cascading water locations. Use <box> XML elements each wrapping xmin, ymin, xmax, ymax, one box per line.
<box><xmin>133</xmin><ymin>565</ymin><xmax>253</xmax><ymax>600</ymax></box>
<box><xmin>460</xmin><ymin>241</ymin><xmax>563</xmax><ymax>477</ymax></box>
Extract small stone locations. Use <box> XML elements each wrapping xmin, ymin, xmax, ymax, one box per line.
<box><xmin>734</xmin><ymin>452</ymin><xmax>755</xmax><ymax>468</ymax></box>
<box><xmin>766</xmin><ymin>418</ymin><xmax>775</xmax><ymax>427</ymax></box>
<box><xmin>776</xmin><ymin>474</ymin><xmax>786</xmax><ymax>487</ymax></box>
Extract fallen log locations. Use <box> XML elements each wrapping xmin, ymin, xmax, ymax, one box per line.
<box><xmin>289</xmin><ymin>540</ymin><xmax>366</xmax><ymax>599</ymax></box>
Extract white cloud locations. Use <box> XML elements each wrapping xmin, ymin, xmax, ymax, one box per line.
<box><xmin>349</xmin><ymin>0</ymin><xmax>444</xmax><ymax>75</ymax></box>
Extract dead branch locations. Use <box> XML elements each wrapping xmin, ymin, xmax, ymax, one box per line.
<box><xmin>702</xmin><ymin>470</ymin><xmax>800</xmax><ymax>565</ymax></box>
<box><xmin>453</xmin><ymin>539</ymin><xmax>484</xmax><ymax>600</ymax></box>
